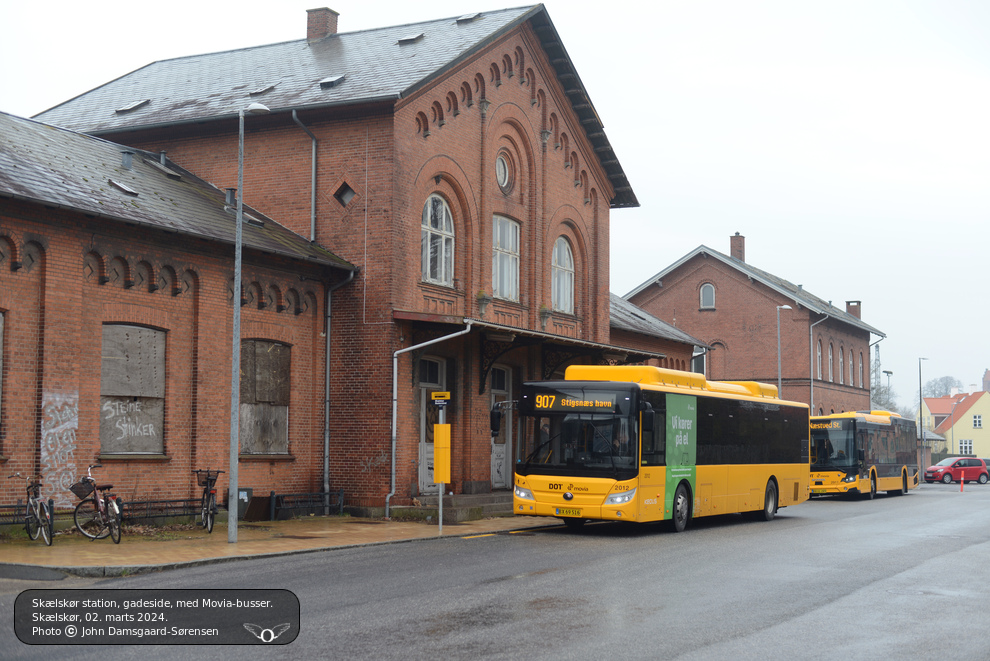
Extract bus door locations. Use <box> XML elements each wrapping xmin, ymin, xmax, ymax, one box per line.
<box><xmin>639</xmin><ymin>394</ymin><xmax>666</xmax><ymax>521</ymax></box>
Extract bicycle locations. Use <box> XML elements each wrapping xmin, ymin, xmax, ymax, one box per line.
<box><xmin>7</xmin><ymin>473</ymin><xmax>53</xmax><ymax>546</ymax></box>
<box><xmin>193</xmin><ymin>469</ymin><xmax>224</xmax><ymax>533</ymax></box>
<box><xmin>71</xmin><ymin>464</ymin><xmax>121</xmax><ymax>544</ymax></box>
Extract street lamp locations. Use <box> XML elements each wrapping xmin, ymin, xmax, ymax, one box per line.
<box><xmin>776</xmin><ymin>305</ymin><xmax>792</xmax><ymax>395</ymax></box>
<box><xmin>229</xmin><ymin>102</ymin><xmax>270</xmax><ymax>544</ymax></box>
<box><xmin>883</xmin><ymin>370</ymin><xmax>893</xmax><ymax>391</ymax></box>
<box><xmin>918</xmin><ymin>357</ymin><xmax>928</xmax><ymax>474</ymax></box>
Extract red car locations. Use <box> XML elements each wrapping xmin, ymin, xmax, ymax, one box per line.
<box><xmin>924</xmin><ymin>457</ymin><xmax>989</xmax><ymax>484</ymax></box>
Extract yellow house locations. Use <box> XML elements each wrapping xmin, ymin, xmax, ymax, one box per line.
<box><xmin>934</xmin><ymin>391</ymin><xmax>990</xmax><ymax>457</ymax></box>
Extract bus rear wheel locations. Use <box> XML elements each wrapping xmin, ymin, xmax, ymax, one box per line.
<box><xmin>670</xmin><ymin>483</ymin><xmax>690</xmax><ymax>532</ymax></box>
<box><xmin>888</xmin><ymin>472</ymin><xmax>908</xmax><ymax>496</ymax></box>
<box><xmin>756</xmin><ymin>480</ymin><xmax>777</xmax><ymax>521</ymax></box>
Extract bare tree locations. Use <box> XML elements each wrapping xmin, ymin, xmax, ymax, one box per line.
<box><xmin>871</xmin><ymin>382</ymin><xmax>899</xmax><ymax>413</ymax></box>
<box><xmin>923</xmin><ymin>376</ymin><xmax>963</xmax><ymax>398</ymax></box>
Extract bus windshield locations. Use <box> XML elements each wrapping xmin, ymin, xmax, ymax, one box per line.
<box><xmin>811</xmin><ymin>420</ymin><xmax>856</xmax><ymax>470</ymax></box>
<box><xmin>516</xmin><ymin>384</ymin><xmax>638</xmax><ymax>480</ymax></box>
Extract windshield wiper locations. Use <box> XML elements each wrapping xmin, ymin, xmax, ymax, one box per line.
<box><xmin>524</xmin><ymin>433</ymin><xmax>561</xmax><ymax>467</ymax></box>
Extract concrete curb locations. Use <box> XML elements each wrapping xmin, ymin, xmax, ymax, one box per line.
<box><xmin>0</xmin><ymin>524</ymin><xmax>554</xmax><ymax>578</ymax></box>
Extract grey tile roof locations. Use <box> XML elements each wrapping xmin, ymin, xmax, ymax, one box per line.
<box><xmin>0</xmin><ymin>111</ymin><xmax>354</xmax><ymax>270</ymax></box>
<box><xmin>33</xmin><ymin>5</ymin><xmax>637</xmax><ymax>208</ymax></box>
<box><xmin>610</xmin><ymin>293</ymin><xmax>708</xmax><ymax>348</ymax></box>
<box><xmin>624</xmin><ymin>245</ymin><xmax>883</xmax><ymax>337</ymax></box>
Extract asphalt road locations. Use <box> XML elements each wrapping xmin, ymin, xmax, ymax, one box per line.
<box><xmin>3</xmin><ymin>482</ymin><xmax>989</xmax><ymax>660</ymax></box>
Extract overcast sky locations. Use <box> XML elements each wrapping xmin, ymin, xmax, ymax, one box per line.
<box><xmin>2</xmin><ymin>0</ymin><xmax>988</xmax><ymax>409</ymax></box>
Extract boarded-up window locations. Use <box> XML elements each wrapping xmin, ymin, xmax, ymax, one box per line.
<box><xmin>240</xmin><ymin>340</ymin><xmax>290</xmax><ymax>454</ymax></box>
<box><xmin>100</xmin><ymin>324</ymin><xmax>166</xmax><ymax>454</ymax></box>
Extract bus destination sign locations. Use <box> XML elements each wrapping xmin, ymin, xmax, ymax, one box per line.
<box><xmin>529</xmin><ymin>390</ymin><xmax>617</xmax><ymax>413</ymax></box>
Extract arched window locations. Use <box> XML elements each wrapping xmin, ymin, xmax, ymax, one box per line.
<box><xmin>421</xmin><ymin>195</ymin><xmax>454</xmax><ymax>285</ymax></box>
<box><xmin>828</xmin><ymin>343</ymin><xmax>834</xmax><ymax>382</ymax></box>
<box><xmin>700</xmin><ymin>283</ymin><xmax>715</xmax><ymax>309</ymax></box>
<box><xmin>849</xmin><ymin>352</ymin><xmax>855</xmax><ymax>388</ymax></box>
<box><xmin>551</xmin><ymin>237</ymin><xmax>574</xmax><ymax>314</ymax></box>
<box><xmin>839</xmin><ymin>348</ymin><xmax>844</xmax><ymax>384</ymax></box>
<box><xmin>859</xmin><ymin>353</ymin><xmax>864</xmax><ymax>388</ymax></box>
<box><xmin>817</xmin><ymin>340</ymin><xmax>822</xmax><ymax>379</ymax></box>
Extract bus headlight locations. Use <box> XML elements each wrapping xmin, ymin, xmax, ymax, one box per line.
<box><xmin>605</xmin><ymin>488</ymin><xmax>636</xmax><ymax>506</ymax></box>
<box><xmin>514</xmin><ymin>485</ymin><xmax>535</xmax><ymax>501</ymax></box>
<box><xmin>842</xmin><ymin>475</ymin><xmax>857</xmax><ymax>483</ymax></box>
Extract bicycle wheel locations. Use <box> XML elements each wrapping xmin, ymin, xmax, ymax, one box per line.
<box><xmin>38</xmin><ymin>502</ymin><xmax>53</xmax><ymax>546</ymax></box>
<box><xmin>106</xmin><ymin>498</ymin><xmax>121</xmax><ymax>544</ymax></box>
<box><xmin>25</xmin><ymin>503</ymin><xmax>41</xmax><ymax>540</ymax></box>
<box><xmin>205</xmin><ymin>493</ymin><xmax>216</xmax><ymax>533</ymax></box>
<box><xmin>74</xmin><ymin>497</ymin><xmax>110</xmax><ymax>539</ymax></box>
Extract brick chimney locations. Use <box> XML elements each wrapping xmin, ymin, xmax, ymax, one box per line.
<box><xmin>846</xmin><ymin>300</ymin><xmax>861</xmax><ymax>319</ymax></box>
<box><xmin>308</xmin><ymin>7</ymin><xmax>339</xmax><ymax>41</ymax></box>
<box><xmin>729</xmin><ymin>232</ymin><xmax>745</xmax><ymax>262</ymax></box>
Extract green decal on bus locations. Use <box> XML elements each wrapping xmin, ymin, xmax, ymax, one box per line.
<box><xmin>665</xmin><ymin>394</ymin><xmax>697</xmax><ymax>512</ymax></box>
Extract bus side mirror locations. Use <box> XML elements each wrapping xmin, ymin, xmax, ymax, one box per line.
<box><xmin>642</xmin><ymin>410</ymin><xmax>655</xmax><ymax>433</ymax></box>
<box><xmin>490</xmin><ymin>408</ymin><xmax>502</xmax><ymax>437</ymax></box>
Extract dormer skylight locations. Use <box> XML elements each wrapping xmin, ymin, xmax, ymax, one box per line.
<box><xmin>144</xmin><ymin>158</ymin><xmax>182</xmax><ymax>180</ymax></box>
<box><xmin>115</xmin><ymin>99</ymin><xmax>150</xmax><ymax>114</ymax></box>
<box><xmin>108</xmin><ymin>179</ymin><xmax>138</xmax><ymax>196</ymax></box>
<box><xmin>456</xmin><ymin>13</ymin><xmax>481</xmax><ymax>24</ymax></box>
<box><xmin>249</xmin><ymin>84</ymin><xmax>276</xmax><ymax>96</ymax></box>
<box><xmin>319</xmin><ymin>75</ymin><xmax>345</xmax><ymax>90</ymax></box>
<box><xmin>397</xmin><ymin>33</ymin><xmax>424</xmax><ymax>45</ymax></box>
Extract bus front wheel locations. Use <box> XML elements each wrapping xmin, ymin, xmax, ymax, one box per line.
<box><xmin>865</xmin><ymin>475</ymin><xmax>877</xmax><ymax>500</ymax></box>
<box><xmin>757</xmin><ymin>480</ymin><xmax>777</xmax><ymax>521</ymax></box>
<box><xmin>671</xmin><ymin>483</ymin><xmax>691</xmax><ymax>533</ymax></box>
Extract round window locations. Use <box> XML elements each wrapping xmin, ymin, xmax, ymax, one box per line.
<box><xmin>495</xmin><ymin>154</ymin><xmax>513</xmax><ymax>192</ymax></box>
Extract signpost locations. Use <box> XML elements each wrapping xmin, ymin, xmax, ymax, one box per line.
<box><xmin>431</xmin><ymin>391</ymin><xmax>451</xmax><ymax>534</ymax></box>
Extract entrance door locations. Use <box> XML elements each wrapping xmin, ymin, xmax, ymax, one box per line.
<box><xmin>490</xmin><ymin>366</ymin><xmax>511</xmax><ymax>489</ymax></box>
<box><xmin>418</xmin><ymin>357</ymin><xmax>444</xmax><ymax>494</ymax></box>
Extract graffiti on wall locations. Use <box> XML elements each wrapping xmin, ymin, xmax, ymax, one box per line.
<box><xmin>40</xmin><ymin>392</ymin><xmax>79</xmax><ymax>507</ymax></box>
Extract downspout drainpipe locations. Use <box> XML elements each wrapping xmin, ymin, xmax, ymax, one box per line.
<box><xmin>810</xmin><ymin>314</ymin><xmax>829</xmax><ymax>412</ymax></box>
<box><xmin>291</xmin><ymin>110</ymin><xmax>318</xmax><ymax>241</ymax></box>
<box><xmin>386</xmin><ymin>320</ymin><xmax>474</xmax><ymax>519</ymax></box>
<box><xmin>324</xmin><ymin>268</ymin><xmax>355</xmax><ymax>514</ymax></box>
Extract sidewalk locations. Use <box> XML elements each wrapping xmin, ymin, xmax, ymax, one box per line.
<box><xmin>0</xmin><ymin>515</ymin><xmax>555</xmax><ymax>578</ymax></box>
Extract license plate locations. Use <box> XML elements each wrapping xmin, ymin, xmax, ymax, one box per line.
<box><xmin>555</xmin><ymin>508</ymin><xmax>581</xmax><ymax>517</ymax></box>
<box><xmin>812</xmin><ymin>489</ymin><xmax>826</xmax><ymax>494</ymax></box>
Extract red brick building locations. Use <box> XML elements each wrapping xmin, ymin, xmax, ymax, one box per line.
<box><xmin>13</xmin><ymin>7</ymin><xmax>688</xmax><ymax>514</ymax></box>
<box><xmin>626</xmin><ymin>234</ymin><xmax>883</xmax><ymax>415</ymax></box>
<box><xmin>0</xmin><ymin>112</ymin><xmax>353</xmax><ymax>510</ymax></box>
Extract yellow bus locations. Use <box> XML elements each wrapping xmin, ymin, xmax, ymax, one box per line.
<box><xmin>496</xmin><ymin>365</ymin><xmax>810</xmax><ymax>532</ymax></box>
<box><xmin>810</xmin><ymin>411</ymin><xmax>918</xmax><ymax>498</ymax></box>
